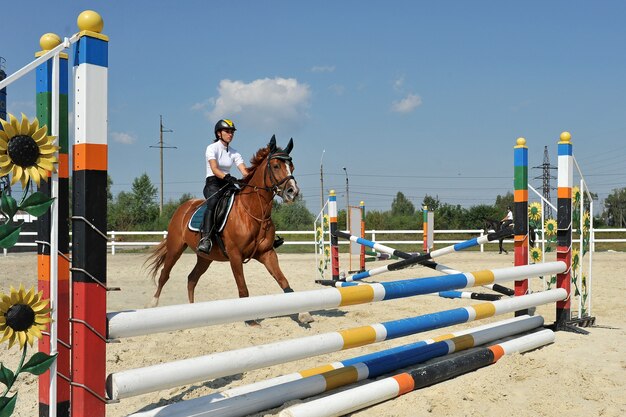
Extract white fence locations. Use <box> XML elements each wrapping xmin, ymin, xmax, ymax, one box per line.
<box><xmin>4</xmin><ymin>228</ymin><xmax>625</xmax><ymax>256</ymax></box>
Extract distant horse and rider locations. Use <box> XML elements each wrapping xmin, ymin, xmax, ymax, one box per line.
<box><xmin>482</xmin><ymin>216</ymin><xmax>536</xmax><ymax>255</ymax></box>
<box><xmin>145</xmin><ymin>136</ymin><xmax>313</xmax><ymax>325</ymax></box>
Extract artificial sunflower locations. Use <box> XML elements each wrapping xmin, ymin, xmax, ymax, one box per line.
<box><xmin>572</xmin><ymin>186</ymin><xmax>581</xmax><ymax>206</ymax></box>
<box><xmin>315</xmin><ymin>226</ymin><xmax>323</xmax><ymax>242</ymax></box>
<box><xmin>0</xmin><ymin>284</ymin><xmax>51</xmax><ymax>350</ymax></box>
<box><xmin>571</xmin><ymin>248</ymin><xmax>580</xmax><ymax>270</ymax></box>
<box><xmin>530</xmin><ymin>247</ymin><xmax>542</xmax><ymax>263</ymax></box>
<box><xmin>323</xmin><ymin>214</ymin><xmax>330</xmax><ymax>228</ymax></box>
<box><xmin>582</xmin><ymin>211</ymin><xmax>591</xmax><ymax>232</ymax></box>
<box><xmin>0</xmin><ymin>113</ymin><xmax>59</xmax><ymax>188</ymax></box>
<box><xmin>544</xmin><ymin>219</ymin><xmax>557</xmax><ymax>236</ymax></box>
<box><xmin>528</xmin><ymin>202</ymin><xmax>542</xmax><ymax>222</ymax></box>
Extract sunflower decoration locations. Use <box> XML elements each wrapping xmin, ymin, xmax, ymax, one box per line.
<box><xmin>0</xmin><ymin>284</ymin><xmax>51</xmax><ymax>350</ymax></box>
<box><xmin>528</xmin><ymin>202</ymin><xmax>542</xmax><ymax>224</ymax></box>
<box><xmin>315</xmin><ymin>226</ymin><xmax>323</xmax><ymax>243</ymax></box>
<box><xmin>323</xmin><ymin>214</ymin><xmax>330</xmax><ymax>229</ymax></box>
<box><xmin>530</xmin><ymin>247</ymin><xmax>542</xmax><ymax>263</ymax></box>
<box><xmin>572</xmin><ymin>186</ymin><xmax>581</xmax><ymax>206</ymax></box>
<box><xmin>0</xmin><ymin>113</ymin><xmax>59</xmax><ymax>189</ymax></box>
<box><xmin>582</xmin><ymin>211</ymin><xmax>591</xmax><ymax>233</ymax></box>
<box><xmin>324</xmin><ymin>245</ymin><xmax>330</xmax><ymax>259</ymax></box>
<box><xmin>544</xmin><ymin>219</ymin><xmax>557</xmax><ymax>236</ymax></box>
<box><xmin>571</xmin><ymin>248</ymin><xmax>580</xmax><ymax>270</ymax></box>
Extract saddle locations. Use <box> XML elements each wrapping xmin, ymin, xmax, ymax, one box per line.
<box><xmin>188</xmin><ymin>188</ymin><xmax>237</xmax><ymax>233</ymax></box>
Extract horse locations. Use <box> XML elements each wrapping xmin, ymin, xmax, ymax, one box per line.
<box><xmin>482</xmin><ymin>218</ymin><xmax>536</xmax><ymax>254</ymax></box>
<box><xmin>145</xmin><ymin>135</ymin><xmax>313</xmax><ymax>324</ymax></box>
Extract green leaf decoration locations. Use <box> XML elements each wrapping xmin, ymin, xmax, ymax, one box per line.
<box><xmin>21</xmin><ymin>352</ymin><xmax>57</xmax><ymax>376</ymax></box>
<box><xmin>0</xmin><ymin>192</ymin><xmax>18</xmax><ymax>219</ymax></box>
<box><xmin>18</xmin><ymin>192</ymin><xmax>55</xmax><ymax>217</ymax></box>
<box><xmin>0</xmin><ymin>223</ymin><xmax>21</xmax><ymax>249</ymax></box>
<box><xmin>0</xmin><ymin>393</ymin><xmax>17</xmax><ymax>417</ymax></box>
<box><xmin>0</xmin><ymin>363</ymin><xmax>15</xmax><ymax>388</ymax></box>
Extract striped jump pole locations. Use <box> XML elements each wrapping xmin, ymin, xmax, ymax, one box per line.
<box><xmin>327</xmin><ymin>190</ymin><xmax>339</xmax><ymax>280</ymax></box>
<box><xmin>330</xmin><ymin>228</ymin><xmax>513</xmax><ymax>283</ymax></box>
<box><xmin>126</xmin><ymin>316</ymin><xmax>543</xmax><ymax>417</ymax></box>
<box><xmin>106</xmin><ymin>289</ymin><xmax>565</xmax><ymax>400</ymax></box>
<box><xmin>280</xmin><ymin>328</ymin><xmax>555</xmax><ymax>417</ymax></box>
<box><xmin>35</xmin><ymin>33</ymin><xmax>71</xmax><ymax>417</ymax></box>
<box><xmin>514</xmin><ymin>137</ymin><xmax>530</xmax><ymax>315</ymax></box>
<box><xmin>556</xmin><ymin>132</ymin><xmax>573</xmax><ymax>330</ymax></box>
<box><xmin>108</xmin><ymin>261</ymin><xmax>565</xmax><ymax>339</ymax></box>
<box><xmin>71</xmin><ymin>12</ymin><xmax>109</xmax><ymax>417</ymax></box>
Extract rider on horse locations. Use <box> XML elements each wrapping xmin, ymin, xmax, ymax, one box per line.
<box><xmin>501</xmin><ymin>206</ymin><xmax>513</xmax><ymax>229</ymax></box>
<box><xmin>198</xmin><ymin>119</ymin><xmax>249</xmax><ymax>254</ymax></box>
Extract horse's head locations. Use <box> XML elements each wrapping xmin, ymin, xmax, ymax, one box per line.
<box><xmin>265</xmin><ymin>135</ymin><xmax>299</xmax><ymax>203</ymax></box>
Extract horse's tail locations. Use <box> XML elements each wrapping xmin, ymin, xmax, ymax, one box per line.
<box><xmin>144</xmin><ymin>238</ymin><xmax>168</xmax><ymax>284</ymax></box>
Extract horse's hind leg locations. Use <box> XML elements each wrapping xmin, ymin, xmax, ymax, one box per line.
<box><xmin>151</xmin><ymin>240</ymin><xmax>187</xmax><ymax>307</ymax></box>
<box><xmin>256</xmin><ymin>250</ymin><xmax>314</xmax><ymax>324</ymax></box>
<box><xmin>187</xmin><ymin>256</ymin><xmax>212</xmax><ymax>303</ymax></box>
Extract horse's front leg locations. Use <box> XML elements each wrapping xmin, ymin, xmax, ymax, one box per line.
<box><xmin>256</xmin><ymin>250</ymin><xmax>314</xmax><ymax>324</ymax></box>
<box><xmin>228</xmin><ymin>251</ymin><xmax>260</xmax><ymax>326</ymax></box>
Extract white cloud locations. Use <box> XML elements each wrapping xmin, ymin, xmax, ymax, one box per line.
<box><xmin>393</xmin><ymin>76</ymin><xmax>405</xmax><ymax>91</ymax></box>
<box><xmin>391</xmin><ymin>94</ymin><xmax>422</xmax><ymax>113</ymax></box>
<box><xmin>311</xmin><ymin>65</ymin><xmax>335</xmax><ymax>73</ymax></box>
<box><xmin>207</xmin><ymin>78</ymin><xmax>311</xmax><ymax>132</ymax></box>
<box><xmin>111</xmin><ymin>131</ymin><xmax>136</xmax><ymax>144</ymax></box>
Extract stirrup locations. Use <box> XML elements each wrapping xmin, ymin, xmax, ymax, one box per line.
<box><xmin>198</xmin><ymin>236</ymin><xmax>213</xmax><ymax>254</ymax></box>
<box><xmin>273</xmin><ymin>235</ymin><xmax>285</xmax><ymax>248</ymax></box>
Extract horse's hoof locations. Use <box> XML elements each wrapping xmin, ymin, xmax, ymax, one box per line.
<box><xmin>297</xmin><ymin>312</ymin><xmax>314</xmax><ymax>324</ymax></box>
<box><xmin>245</xmin><ymin>319</ymin><xmax>261</xmax><ymax>327</ymax></box>
<box><xmin>147</xmin><ymin>297</ymin><xmax>159</xmax><ymax>308</ymax></box>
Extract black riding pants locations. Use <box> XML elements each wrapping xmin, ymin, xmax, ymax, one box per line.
<box><xmin>202</xmin><ymin>176</ymin><xmax>227</xmax><ymax>233</ymax></box>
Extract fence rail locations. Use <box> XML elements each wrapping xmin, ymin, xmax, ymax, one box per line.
<box><xmin>4</xmin><ymin>228</ymin><xmax>625</xmax><ymax>256</ymax></box>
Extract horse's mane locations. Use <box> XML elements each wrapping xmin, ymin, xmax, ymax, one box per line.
<box><xmin>241</xmin><ymin>145</ymin><xmax>271</xmax><ymax>183</ymax></box>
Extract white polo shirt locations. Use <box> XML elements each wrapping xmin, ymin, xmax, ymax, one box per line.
<box><xmin>205</xmin><ymin>140</ymin><xmax>245</xmax><ymax>178</ymax></box>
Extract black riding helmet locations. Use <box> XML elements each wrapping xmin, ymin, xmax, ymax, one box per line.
<box><xmin>214</xmin><ymin>119</ymin><xmax>237</xmax><ymax>140</ymax></box>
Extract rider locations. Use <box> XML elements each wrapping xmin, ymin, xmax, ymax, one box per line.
<box><xmin>197</xmin><ymin>119</ymin><xmax>249</xmax><ymax>254</ymax></box>
<box><xmin>501</xmin><ymin>206</ymin><xmax>513</xmax><ymax>229</ymax></box>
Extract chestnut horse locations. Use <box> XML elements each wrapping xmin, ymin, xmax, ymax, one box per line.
<box><xmin>145</xmin><ymin>136</ymin><xmax>312</xmax><ymax>324</ymax></box>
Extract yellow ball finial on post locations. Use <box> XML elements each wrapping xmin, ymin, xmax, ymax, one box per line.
<box><xmin>39</xmin><ymin>33</ymin><xmax>62</xmax><ymax>51</ymax></box>
<box><xmin>514</xmin><ymin>137</ymin><xmax>527</xmax><ymax>148</ymax></box>
<box><xmin>77</xmin><ymin>10</ymin><xmax>104</xmax><ymax>33</ymax></box>
<box><xmin>560</xmin><ymin>131</ymin><xmax>572</xmax><ymax>143</ymax></box>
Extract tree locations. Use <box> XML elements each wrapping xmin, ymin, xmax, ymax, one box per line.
<box><xmin>391</xmin><ymin>192</ymin><xmax>415</xmax><ymax>216</ymax></box>
<box><xmin>603</xmin><ymin>187</ymin><xmax>626</xmax><ymax>227</ymax></box>
<box><xmin>422</xmin><ymin>194</ymin><xmax>441</xmax><ymax>211</ymax></box>
<box><xmin>272</xmin><ymin>197</ymin><xmax>315</xmax><ymax>230</ymax></box>
<box><xmin>108</xmin><ymin>173</ymin><xmax>159</xmax><ymax>230</ymax></box>
<box><xmin>495</xmin><ymin>192</ymin><xmax>514</xmax><ymax>213</ymax></box>
<box><xmin>466</xmin><ymin>204</ymin><xmax>500</xmax><ymax>228</ymax></box>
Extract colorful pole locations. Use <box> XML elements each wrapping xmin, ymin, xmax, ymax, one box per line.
<box><xmin>126</xmin><ymin>316</ymin><xmax>543</xmax><ymax>417</ymax></box>
<box><xmin>108</xmin><ymin>261</ymin><xmax>564</xmax><ymax>339</ymax></box>
<box><xmin>359</xmin><ymin>201</ymin><xmax>365</xmax><ymax>272</ymax></box>
<box><xmin>280</xmin><ymin>329</ymin><xmax>555</xmax><ymax>417</ymax></box>
<box><xmin>556</xmin><ymin>131</ymin><xmax>573</xmax><ymax>328</ymax></box>
<box><xmin>514</xmin><ymin>137</ymin><xmax>529</xmax><ymax>315</ymax></box>
<box><xmin>328</xmin><ymin>190</ymin><xmax>339</xmax><ymax>280</ymax></box>
<box><xmin>106</xmin><ymin>290</ymin><xmax>565</xmax><ymax>400</ymax></box>
<box><xmin>36</xmin><ymin>33</ymin><xmax>70</xmax><ymax>417</ymax></box>
<box><xmin>70</xmin><ymin>11</ymin><xmax>108</xmax><ymax>417</ymax></box>
<box><xmin>423</xmin><ymin>206</ymin><xmax>428</xmax><ymax>253</ymax></box>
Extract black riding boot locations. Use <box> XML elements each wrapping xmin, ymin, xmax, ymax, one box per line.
<box><xmin>198</xmin><ymin>201</ymin><xmax>216</xmax><ymax>254</ymax></box>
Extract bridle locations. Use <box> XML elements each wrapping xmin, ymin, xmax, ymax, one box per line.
<box><xmin>264</xmin><ymin>151</ymin><xmax>296</xmax><ymax>195</ymax></box>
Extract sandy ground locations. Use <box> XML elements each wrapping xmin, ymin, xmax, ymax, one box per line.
<box><xmin>1</xmin><ymin>250</ymin><xmax>625</xmax><ymax>417</ymax></box>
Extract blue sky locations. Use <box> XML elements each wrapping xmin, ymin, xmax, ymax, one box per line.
<box><xmin>2</xmin><ymin>1</ymin><xmax>625</xmax><ymax>215</ymax></box>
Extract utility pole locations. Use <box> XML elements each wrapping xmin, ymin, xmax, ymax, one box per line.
<box><xmin>532</xmin><ymin>145</ymin><xmax>557</xmax><ymax>218</ymax></box>
<box><xmin>320</xmin><ymin>149</ymin><xmax>325</xmax><ymax>211</ymax></box>
<box><xmin>150</xmin><ymin>115</ymin><xmax>176</xmax><ymax>214</ymax></box>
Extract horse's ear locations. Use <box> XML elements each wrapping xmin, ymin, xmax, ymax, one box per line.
<box><xmin>284</xmin><ymin>138</ymin><xmax>294</xmax><ymax>154</ymax></box>
<box><xmin>269</xmin><ymin>135</ymin><xmax>277</xmax><ymax>152</ymax></box>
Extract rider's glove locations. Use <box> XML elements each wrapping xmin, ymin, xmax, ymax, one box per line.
<box><xmin>223</xmin><ymin>174</ymin><xmax>240</xmax><ymax>189</ymax></box>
